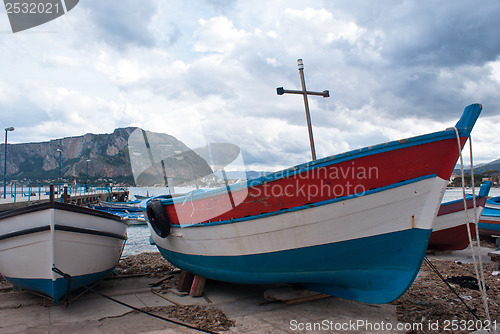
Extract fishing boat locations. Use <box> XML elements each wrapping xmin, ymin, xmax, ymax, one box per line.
<box><xmin>428</xmin><ymin>181</ymin><xmax>491</xmax><ymax>250</ymax></box>
<box><xmin>92</xmin><ymin>205</ymin><xmax>147</xmax><ymax>225</ymax></box>
<box><xmin>145</xmin><ymin>104</ymin><xmax>481</xmax><ymax>304</ymax></box>
<box><xmin>485</xmin><ymin>196</ymin><xmax>500</xmax><ymax>210</ymax></box>
<box><xmin>477</xmin><ymin>195</ymin><xmax>500</xmax><ymax>236</ymax></box>
<box><xmin>0</xmin><ymin>186</ymin><xmax>127</xmax><ymax>304</ymax></box>
<box><xmin>98</xmin><ymin>199</ymin><xmax>141</xmax><ymax>210</ymax></box>
<box><xmin>479</xmin><ymin>201</ymin><xmax>500</xmax><ymax>237</ymax></box>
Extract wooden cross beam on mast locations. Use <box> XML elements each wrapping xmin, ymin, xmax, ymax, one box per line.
<box><xmin>277</xmin><ymin>59</ymin><xmax>330</xmax><ymax>161</ymax></box>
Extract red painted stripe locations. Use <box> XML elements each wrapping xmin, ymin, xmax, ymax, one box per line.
<box><xmin>163</xmin><ymin>136</ymin><xmax>466</xmax><ymax>225</ymax></box>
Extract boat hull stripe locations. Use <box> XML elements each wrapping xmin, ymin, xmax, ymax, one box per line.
<box><xmin>54</xmin><ymin>225</ymin><xmax>128</xmax><ymax>240</ymax></box>
<box><xmin>0</xmin><ymin>225</ymin><xmax>51</xmax><ymax>241</ymax></box>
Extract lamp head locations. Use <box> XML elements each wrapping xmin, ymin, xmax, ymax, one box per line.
<box><xmin>5</xmin><ymin>127</ymin><xmax>14</xmax><ymax>132</ymax></box>
<box><xmin>297</xmin><ymin>59</ymin><xmax>304</xmax><ymax>69</ymax></box>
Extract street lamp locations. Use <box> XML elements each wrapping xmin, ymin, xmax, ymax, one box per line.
<box><xmin>86</xmin><ymin>159</ymin><xmax>91</xmax><ymax>191</ymax></box>
<box><xmin>3</xmin><ymin>127</ymin><xmax>14</xmax><ymax>199</ymax></box>
<box><xmin>56</xmin><ymin>149</ymin><xmax>62</xmax><ymax>194</ymax></box>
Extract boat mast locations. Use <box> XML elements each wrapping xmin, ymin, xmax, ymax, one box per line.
<box><xmin>277</xmin><ymin>59</ymin><xmax>330</xmax><ymax>161</ymax></box>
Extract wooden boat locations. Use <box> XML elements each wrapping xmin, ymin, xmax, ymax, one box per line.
<box><xmin>479</xmin><ymin>202</ymin><xmax>500</xmax><ymax>237</ymax></box>
<box><xmin>485</xmin><ymin>196</ymin><xmax>500</xmax><ymax>210</ymax></box>
<box><xmin>0</xmin><ymin>186</ymin><xmax>127</xmax><ymax>304</ymax></box>
<box><xmin>428</xmin><ymin>181</ymin><xmax>491</xmax><ymax>250</ymax></box>
<box><xmin>477</xmin><ymin>195</ymin><xmax>500</xmax><ymax>236</ymax></box>
<box><xmin>98</xmin><ymin>199</ymin><xmax>141</xmax><ymax>210</ymax></box>
<box><xmin>92</xmin><ymin>205</ymin><xmax>147</xmax><ymax>225</ymax></box>
<box><xmin>145</xmin><ymin>104</ymin><xmax>482</xmax><ymax>304</ymax></box>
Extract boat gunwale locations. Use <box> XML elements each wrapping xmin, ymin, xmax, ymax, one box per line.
<box><xmin>0</xmin><ymin>201</ymin><xmax>125</xmax><ymax>223</ymax></box>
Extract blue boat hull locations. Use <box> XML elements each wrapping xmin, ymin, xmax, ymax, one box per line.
<box><xmin>5</xmin><ymin>268</ymin><xmax>114</xmax><ymax>303</ymax></box>
<box><xmin>156</xmin><ymin>228</ymin><xmax>431</xmax><ymax>304</ymax></box>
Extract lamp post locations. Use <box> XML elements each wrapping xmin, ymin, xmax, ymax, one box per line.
<box><xmin>56</xmin><ymin>149</ymin><xmax>62</xmax><ymax>194</ymax></box>
<box><xmin>86</xmin><ymin>159</ymin><xmax>91</xmax><ymax>192</ymax></box>
<box><xmin>3</xmin><ymin>127</ymin><xmax>14</xmax><ymax>199</ymax></box>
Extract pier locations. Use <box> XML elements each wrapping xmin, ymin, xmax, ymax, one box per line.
<box><xmin>0</xmin><ymin>186</ymin><xmax>129</xmax><ymax>212</ymax></box>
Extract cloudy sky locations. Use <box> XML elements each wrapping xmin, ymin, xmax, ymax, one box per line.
<box><xmin>1</xmin><ymin>0</ymin><xmax>500</xmax><ymax>171</ymax></box>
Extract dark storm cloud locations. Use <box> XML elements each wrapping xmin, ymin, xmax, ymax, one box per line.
<box><xmin>320</xmin><ymin>0</ymin><xmax>500</xmax><ymax>121</ymax></box>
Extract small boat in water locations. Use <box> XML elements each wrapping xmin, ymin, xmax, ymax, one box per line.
<box><xmin>144</xmin><ymin>104</ymin><xmax>481</xmax><ymax>304</ymax></box>
<box><xmin>0</xmin><ymin>186</ymin><xmax>127</xmax><ymax>304</ymax></box>
<box><xmin>428</xmin><ymin>181</ymin><xmax>491</xmax><ymax>250</ymax></box>
<box><xmin>485</xmin><ymin>196</ymin><xmax>500</xmax><ymax>210</ymax></box>
<box><xmin>98</xmin><ymin>199</ymin><xmax>141</xmax><ymax>210</ymax></box>
<box><xmin>92</xmin><ymin>205</ymin><xmax>147</xmax><ymax>225</ymax></box>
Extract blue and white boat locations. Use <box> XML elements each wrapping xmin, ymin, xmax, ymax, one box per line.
<box><xmin>0</xmin><ymin>187</ymin><xmax>127</xmax><ymax>304</ymax></box>
<box><xmin>479</xmin><ymin>201</ymin><xmax>500</xmax><ymax>236</ymax></box>
<box><xmin>144</xmin><ymin>104</ymin><xmax>481</xmax><ymax>304</ymax></box>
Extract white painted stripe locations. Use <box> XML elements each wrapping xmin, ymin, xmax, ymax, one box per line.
<box><xmin>433</xmin><ymin>207</ymin><xmax>483</xmax><ymax>232</ymax></box>
<box><xmin>151</xmin><ymin>176</ymin><xmax>448</xmax><ymax>256</ymax></box>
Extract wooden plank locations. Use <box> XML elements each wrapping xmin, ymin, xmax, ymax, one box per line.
<box><xmin>285</xmin><ymin>293</ymin><xmax>330</xmax><ymax>304</ymax></box>
<box><xmin>149</xmin><ymin>274</ymin><xmax>174</xmax><ymax>287</ymax></box>
<box><xmin>166</xmin><ymin>288</ymin><xmax>189</xmax><ymax>297</ymax></box>
<box><xmin>189</xmin><ymin>275</ymin><xmax>206</xmax><ymax>297</ymax></box>
<box><xmin>151</xmin><ymin>289</ymin><xmax>181</xmax><ymax>306</ymax></box>
<box><xmin>176</xmin><ymin>270</ymin><xmax>194</xmax><ymax>292</ymax></box>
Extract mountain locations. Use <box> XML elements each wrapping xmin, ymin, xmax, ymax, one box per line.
<box><xmin>473</xmin><ymin>159</ymin><xmax>500</xmax><ymax>175</ymax></box>
<box><xmin>0</xmin><ymin>127</ymin><xmax>213</xmax><ymax>185</ymax></box>
<box><xmin>453</xmin><ymin>158</ymin><xmax>500</xmax><ymax>176</ymax></box>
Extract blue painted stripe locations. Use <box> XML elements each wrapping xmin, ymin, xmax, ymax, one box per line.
<box><xmin>478</xmin><ymin>222</ymin><xmax>500</xmax><ymax>231</ymax></box>
<box><xmin>4</xmin><ymin>268</ymin><xmax>114</xmax><ymax>305</ymax></box>
<box><xmin>156</xmin><ymin>228</ymin><xmax>432</xmax><ymax>304</ymax></box>
<box><xmin>173</xmin><ymin>174</ymin><xmax>437</xmax><ymax>228</ymax></box>
<box><xmin>486</xmin><ymin>196</ymin><xmax>500</xmax><ymax>205</ymax></box>
<box><xmin>481</xmin><ymin>207</ymin><xmax>500</xmax><ymax>217</ymax></box>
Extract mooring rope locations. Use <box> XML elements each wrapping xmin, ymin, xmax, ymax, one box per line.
<box><xmin>423</xmin><ymin>257</ymin><xmax>480</xmax><ymax>320</ymax></box>
<box><xmin>51</xmin><ymin>266</ymin><xmax>219</xmax><ymax>334</ymax></box>
<box><xmin>452</xmin><ymin>127</ymin><xmax>491</xmax><ymax>324</ymax></box>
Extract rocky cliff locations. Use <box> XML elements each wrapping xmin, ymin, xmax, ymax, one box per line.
<box><xmin>0</xmin><ymin>127</ymin><xmax>213</xmax><ymax>185</ymax></box>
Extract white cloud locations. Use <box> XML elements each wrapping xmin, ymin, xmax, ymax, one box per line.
<box><xmin>194</xmin><ymin>16</ymin><xmax>249</xmax><ymax>53</ymax></box>
<box><xmin>489</xmin><ymin>57</ymin><xmax>500</xmax><ymax>83</ymax></box>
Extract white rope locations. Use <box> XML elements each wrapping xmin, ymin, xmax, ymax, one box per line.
<box><xmin>453</xmin><ymin>127</ymin><xmax>491</xmax><ymax>324</ymax></box>
<box><xmin>468</xmin><ymin>137</ymin><xmax>492</xmax><ymax>324</ymax></box>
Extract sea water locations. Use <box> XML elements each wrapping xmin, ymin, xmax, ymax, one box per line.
<box><xmin>122</xmin><ymin>186</ymin><xmax>500</xmax><ymax>256</ymax></box>
<box><xmin>122</xmin><ymin>186</ymin><xmax>195</xmax><ymax>256</ymax></box>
